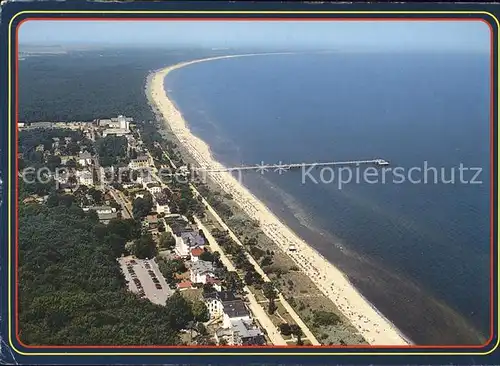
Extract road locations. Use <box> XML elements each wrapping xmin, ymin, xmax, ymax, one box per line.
<box><xmin>108</xmin><ymin>186</ymin><xmax>132</xmax><ymax>219</ymax></box>
<box><xmin>194</xmin><ymin>217</ymin><xmax>287</xmax><ymax>346</ymax></box>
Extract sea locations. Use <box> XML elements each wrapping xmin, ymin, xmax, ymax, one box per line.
<box><xmin>165</xmin><ymin>51</ymin><xmax>491</xmax><ymax>345</ymax></box>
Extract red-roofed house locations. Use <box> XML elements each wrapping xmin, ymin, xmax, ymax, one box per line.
<box><xmin>190</xmin><ymin>247</ymin><xmax>205</xmax><ymax>262</ymax></box>
<box><xmin>177</xmin><ymin>281</ymin><xmax>192</xmax><ymax>290</ymax></box>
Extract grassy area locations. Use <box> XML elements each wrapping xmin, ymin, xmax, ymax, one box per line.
<box><xmin>247</xmin><ymin>285</ymin><xmax>267</xmax><ymax>302</ymax></box>
<box><xmin>180</xmin><ymin>288</ymin><xmax>203</xmax><ymax>303</ymax></box>
<box><xmin>275</xmin><ymin>301</ymin><xmax>296</xmax><ymax>325</ymax></box>
<box><xmin>285</xmin><ymin>338</ymin><xmax>313</xmax><ymax>346</ymax></box>
<box><xmin>286</xmin><ymin>296</ymin><xmax>366</xmax><ymax>345</ymax></box>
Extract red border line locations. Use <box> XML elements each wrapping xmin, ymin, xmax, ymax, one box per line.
<box><xmin>13</xmin><ymin>16</ymin><xmax>497</xmax><ymax>350</ymax></box>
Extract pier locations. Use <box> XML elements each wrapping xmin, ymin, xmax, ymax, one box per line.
<box><xmin>194</xmin><ymin>159</ymin><xmax>390</xmax><ymax>173</ymax></box>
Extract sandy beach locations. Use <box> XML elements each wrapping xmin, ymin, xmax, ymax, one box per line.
<box><xmin>148</xmin><ymin>54</ymin><xmax>411</xmax><ymax>346</ymax></box>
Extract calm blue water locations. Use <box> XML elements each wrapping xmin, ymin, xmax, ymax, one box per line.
<box><xmin>166</xmin><ymin>52</ymin><xmax>490</xmax><ymax>345</ymax></box>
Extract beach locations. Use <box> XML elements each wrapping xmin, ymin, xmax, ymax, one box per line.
<box><xmin>148</xmin><ymin>54</ymin><xmax>411</xmax><ymax>346</ymax></box>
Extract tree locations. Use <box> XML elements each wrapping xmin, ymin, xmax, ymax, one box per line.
<box><xmin>45</xmin><ymin>192</ymin><xmax>76</xmax><ymax>208</ymax></box>
<box><xmin>279</xmin><ymin>323</ymin><xmax>292</xmax><ymax>336</ymax></box>
<box><xmin>262</xmin><ymin>282</ymin><xmax>277</xmax><ymax>301</ymax></box>
<box><xmin>87</xmin><ymin>209</ymin><xmax>99</xmax><ymax>222</ymax></box>
<box><xmin>96</xmin><ymin>135</ymin><xmax>128</xmax><ymax>166</ymax></box>
<box><xmin>132</xmin><ymin>195</ymin><xmax>153</xmax><ymax>219</ymax></box>
<box><xmin>67</xmin><ymin>175</ymin><xmax>78</xmax><ymax>186</ymax></box>
<box><xmin>110</xmin><ymin>200</ymin><xmax>121</xmax><ymax>211</ymax></box>
<box><xmin>47</xmin><ymin>155</ymin><xmax>62</xmax><ymax>171</ymax></box>
<box><xmin>202</xmin><ymin>283</ymin><xmax>215</xmax><ymax>294</ymax></box>
<box><xmin>66</xmin><ymin>141</ymin><xmax>80</xmax><ymax>155</ymax></box>
<box><xmin>199</xmin><ymin>250</ymin><xmax>214</xmax><ymax>262</ymax></box>
<box><xmin>312</xmin><ymin>310</ymin><xmax>341</xmax><ymax>326</ymax></box>
<box><xmin>244</xmin><ymin>269</ymin><xmax>264</xmax><ymax>286</ymax></box>
<box><xmin>224</xmin><ymin>271</ymin><xmax>244</xmax><ymax>294</ymax></box>
<box><xmin>268</xmin><ymin>299</ymin><xmax>277</xmax><ymax>315</ymax></box>
<box><xmin>249</xmin><ymin>246</ymin><xmax>265</xmax><ymax>260</ymax></box>
<box><xmin>196</xmin><ymin>322</ymin><xmax>207</xmax><ymax>336</ymax></box>
<box><xmin>260</xmin><ymin>256</ymin><xmax>273</xmax><ymax>267</ymax></box>
<box><xmin>244</xmin><ymin>236</ymin><xmax>258</xmax><ymax>247</ymax></box>
<box><xmin>158</xmin><ymin>258</ymin><xmax>186</xmax><ymax>283</ymax></box>
<box><xmin>88</xmin><ymin>187</ymin><xmax>103</xmax><ymax>204</ymax></box>
<box><xmin>191</xmin><ymin>301</ymin><xmax>210</xmax><ymax>323</ymax></box>
<box><xmin>212</xmin><ymin>251</ymin><xmax>222</xmax><ymax>267</ymax></box>
<box><xmin>46</xmin><ymin>193</ymin><xmax>60</xmax><ymax>207</ymax></box>
<box><xmin>159</xmin><ymin>232</ymin><xmax>176</xmax><ymax>250</ymax></box>
<box><xmin>105</xmin><ymin>233</ymin><xmax>125</xmax><ymax>257</ymax></box>
<box><xmin>131</xmin><ymin>233</ymin><xmax>157</xmax><ymax>259</ymax></box>
<box><xmin>107</xmin><ymin>218</ymin><xmax>141</xmax><ymax>241</ymax></box>
<box><xmin>290</xmin><ymin>324</ymin><xmax>303</xmax><ymax>345</ymax></box>
<box><xmin>164</xmin><ymin>292</ymin><xmax>194</xmax><ymax>331</ymax></box>
<box><xmin>66</xmin><ymin>159</ymin><xmax>77</xmax><ymax>168</ymax></box>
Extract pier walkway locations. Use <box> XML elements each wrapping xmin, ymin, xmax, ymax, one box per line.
<box><xmin>194</xmin><ymin>159</ymin><xmax>389</xmax><ymax>173</ymax></box>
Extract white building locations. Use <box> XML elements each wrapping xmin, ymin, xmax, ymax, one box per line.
<box><xmin>208</xmin><ymin>292</ymin><xmax>262</xmax><ymax>345</ymax></box>
<box><xmin>189</xmin><ymin>260</ymin><xmax>215</xmax><ymax>284</ymax></box>
<box><xmin>122</xmin><ymin>182</ymin><xmax>137</xmax><ymax>189</ymax></box>
<box><xmin>174</xmin><ymin>231</ymin><xmax>205</xmax><ymax>257</ymax></box>
<box><xmin>155</xmin><ymin>194</ymin><xmax>170</xmax><ymax>214</ymax></box>
<box><xmin>82</xmin><ymin>205</ymin><xmax>117</xmax><ymax>224</ymax></box>
<box><xmin>76</xmin><ymin>170</ymin><xmax>94</xmax><ymax>186</ymax></box>
<box><xmin>82</xmin><ymin>205</ymin><xmax>116</xmax><ymax>215</ymax></box>
<box><xmin>146</xmin><ymin>183</ymin><xmax>162</xmax><ymax>195</ymax></box>
<box><xmin>203</xmin><ymin>291</ymin><xmax>238</xmax><ymax>320</ymax></box>
<box><xmin>100</xmin><ymin>115</ymin><xmax>132</xmax><ymax>137</ymax></box>
<box><xmin>215</xmin><ymin>319</ymin><xmax>265</xmax><ymax>346</ymax></box>
<box><xmin>129</xmin><ymin>155</ymin><xmax>150</xmax><ymax>169</ymax></box>
<box><xmin>99</xmin><ymin>166</ymin><xmax>116</xmax><ymax>183</ymax></box>
<box><xmin>53</xmin><ymin>172</ymin><xmax>69</xmax><ymax>185</ymax></box>
<box><xmin>135</xmin><ymin>171</ymin><xmax>153</xmax><ymax>185</ymax></box>
<box><xmin>52</xmin><ymin>137</ymin><xmax>60</xmax><ymax>148</ymax></box>
<box><xmin>221</xmin><ymin>300</ymin><xmax>252</xmax><ymax>329</ymax></box>
<box><xmin>78</xmin><ymin>151</ymin><xmax>93</xmax><ymax>167</ymax></box>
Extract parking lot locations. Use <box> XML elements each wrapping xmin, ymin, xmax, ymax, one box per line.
<box><xmin>118</xmin><ymin>256</ymin><xmax>174</xmax><ymax>305</ymax></box>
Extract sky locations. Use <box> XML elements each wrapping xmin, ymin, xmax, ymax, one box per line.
<box><xmin>18</xmin><ymin>20</ymin><xmax>490</xmax><ymax>52</ymax></box>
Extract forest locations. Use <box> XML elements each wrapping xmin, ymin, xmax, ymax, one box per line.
<box><xmin>18</xmin><ymin>197</ymin><xmax>200</xmax><ymax>345</ymax></box>
<box><xmin>18</xmin><ymin>48</ymin><xmax>216</xmax><ymax>123</ymax></box>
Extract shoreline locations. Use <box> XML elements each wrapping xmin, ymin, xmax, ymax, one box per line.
<box><xmin>147</xmin><ymin>54</ymin><xmax>411</xmax><ymax>346</ymax></box>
